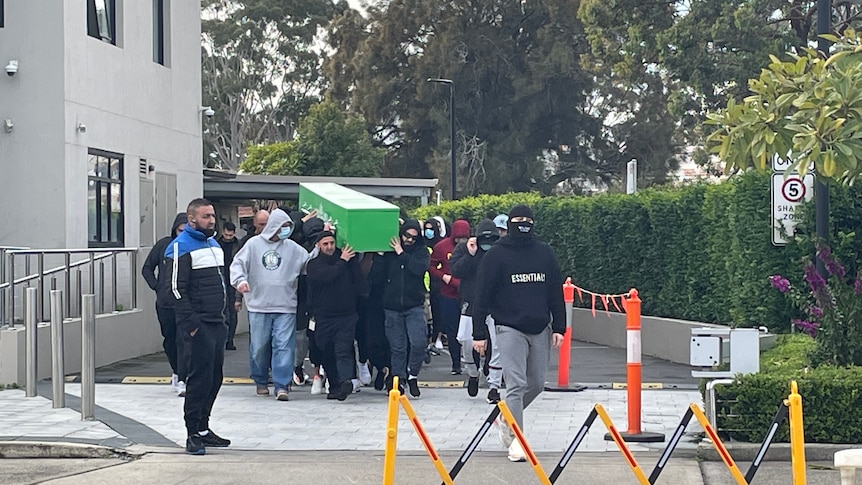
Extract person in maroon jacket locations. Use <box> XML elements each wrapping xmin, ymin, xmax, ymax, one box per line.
<box><xmin>429</xmin><ymin>219</ymin><xmax>470</xmax><ymax>374</ymax></box>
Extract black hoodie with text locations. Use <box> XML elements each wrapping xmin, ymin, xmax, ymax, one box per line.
<box><xmin>471</xmin><ymin>233</ymin><xmax>565</xmax><ymax>340</ymax></box>
<box><xmin>141</xmin><ymin>213</ymin><xmax>187</xmax><ymax>308</ymax></box>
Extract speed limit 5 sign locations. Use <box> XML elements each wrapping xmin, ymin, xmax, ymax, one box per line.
<box><xmin>771</xmin><ymin>173</ymin><xmax>814</xmax><ymax>245</ymax></box>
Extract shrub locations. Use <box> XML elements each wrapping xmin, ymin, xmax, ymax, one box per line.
<box><xmin>714</xmin><ymin>334</ymin><xmax>862</xmax><ymax>443</ymax></box>
<box><xmin>415</xmin><ymin>172</ymin><xmax>817</xmax><ymax>329</ymax></box>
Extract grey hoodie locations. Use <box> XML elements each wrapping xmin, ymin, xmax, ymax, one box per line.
<box><xmin>229</xmin><ymin>209</ymin><xmax>311</xmax><ymax>313</ymax></box>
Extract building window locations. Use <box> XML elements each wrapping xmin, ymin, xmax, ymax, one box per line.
<box><xmin>0</xmin><ymin>0</ymin><xmax>5</xmax><ymax>28</ymax></box>
<box><xmin>87</xmin><ymin>0</ymin><xmax>116</xmax><ymax>44</ymax></box>
<box><xmin>153</xmin><ymin>0</ymin><xmax>165</xmax><ymax>65</ymax></box>
<box><xmin>88</xmin><ymin>150</ymin><xmax>124</xmax><ymax>247</ymax></box>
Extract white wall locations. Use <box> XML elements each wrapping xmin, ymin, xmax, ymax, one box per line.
<box><xmin>0</xmin><ymin>2</ymin><xmax>67</xmax><ymax>248</ymax></box>
<box><xmin>0</xmin><ymin>1</ymin><xmax>202</xmax><ymax>250</ymax></box>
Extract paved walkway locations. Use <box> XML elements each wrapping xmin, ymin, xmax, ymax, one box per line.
<box><xmin>1</xmin><ymin>383</ymin><xmax>703</xmax><ymax>454</ymax></box>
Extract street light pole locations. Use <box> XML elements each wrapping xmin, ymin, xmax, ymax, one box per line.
<box><xmin>816</xmin><ymin>0</ymin><xmax>832</xmax><ymax>275</ymax></box>
<box><xmin>427</xmin><ymin>78</ymin><xmax>456</xmax><ymax>200</ymax></box>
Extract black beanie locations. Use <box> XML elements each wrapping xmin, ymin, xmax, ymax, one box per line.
<box><xmin>509</xmin><ymin>204</ymin><xmax>534</xmax><ymax>220</ymax></box>
<box><xmin>314</xmin><ymin>230</ymin><xmax>335</xmax><ymax>244</ymax></box>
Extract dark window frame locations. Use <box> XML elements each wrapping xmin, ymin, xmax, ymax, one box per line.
<box><xmin>0</xmin><ymin>0</ymin><xmax>5</xmax><ymax>28</ymax></box>
<box><xmin>87</xmin><ymin>0</ymin><xmax>117</xmax><ymax>45</ymax></box>
<box><xmin>153</xmin><ymin>0</ymin><xmax>165</xmax><ymax>65</ymax></box>
<box><xmin>87</xmin><ymin>149</ymin><xmax>125</xmax><ymax>248</ymax></box>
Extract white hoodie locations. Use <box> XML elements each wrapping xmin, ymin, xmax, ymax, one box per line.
<box><xmin>229</xmin><ymin>209</ymin><xmax>310</xmax><ymax>313</ymax></box>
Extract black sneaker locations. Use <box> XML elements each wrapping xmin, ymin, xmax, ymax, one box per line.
<box><xmin>337</xmin><ymin>381</ymin><xmax>354</xmax><ymax>401</ymax></box>
<box><xmin>374</xmin><ymin>369</ymin><xmax>386</xmax><ymax>391</ymax></box>
<box><xmin>424</xmin><ymin>348</ymin><xmax>432</xmax><ymax>364</ymax></box>
<box><xmin>384</xmin><ymin>375</ymin><xmax>404</xmax><ymax>395</ymax></box>
<box><xmin>451</xmin><ymin>368</ymin><xmax>462</xmax><ymax>376</ymax></box>
<box><xmin>225</xmin><ymin>341</ymin><xmax>236</xmax><ymax>351</ymax></box>
<box><xmin>186</xmin><ymin>434</ymin><xmax>206</xmax><ymax>455</ymax></box>
<box><xmin>199</xmin><ymin>429</ymin><xmax>230</xmax><ymax>447</ymax></box>
<box><xmin>487</xmin><ymin>388</ymin><xmax>501</xmax><ymax>404</ymax></box>
<box><xmin>407</xmin><ymin>377</ymin><xmax>420</xmax><ymax>398</ymax></box>
<box><xmin>467</xmin><ymin>376</ymin><xmax>479</xmax><ymax>397</ymax></box>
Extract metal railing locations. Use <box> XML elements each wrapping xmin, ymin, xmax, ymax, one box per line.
<box><xmin>1</xmin><ymin>247</ymin><xmax>139</xmax><ymax>327</ymax></box>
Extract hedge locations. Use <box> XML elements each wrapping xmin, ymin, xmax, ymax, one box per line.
<box><xmin>713</xmin><ymin>334</ymin><xmax>862</xmax><ymax>443</ymax></box>
<box><xmin>416</xmin><ymin>172</ymin><xmax>826</xmax><ymax>329</ymax></box>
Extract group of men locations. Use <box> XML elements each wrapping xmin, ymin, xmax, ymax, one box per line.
<box><xmin>144</xmin><ymin>198</ymin><xmax>566</xmax><ymax>463</ymax></box>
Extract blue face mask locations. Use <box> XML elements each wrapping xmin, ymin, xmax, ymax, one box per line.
<box><xmin>479</xmin><ymin>243</ymin><xmax>494</xmax><ymax>251</ymax></box>
<box><xmin>278</xmin><ymin>226</ymin><xmax>293</xmax><ymax>240</ymax></box>
<box><xmin>424</xmin><ymin>229</ymin><xmax>435</xmax><ymax>240</ymax></box>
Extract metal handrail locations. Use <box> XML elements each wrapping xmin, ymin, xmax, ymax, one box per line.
<box><xmin>8</xmin><ymin>248</ymin><xmax>139</xmax><ymax>254</ymax></box>
<box><xmin>6</xmin><ymin>251</ymin><xmax>120</xmax><ymax>287</ymax></box>
<box><xmin>2</xmin><ymin>247</ymin><xmax>139</xmax><ymax>326</ymax></box>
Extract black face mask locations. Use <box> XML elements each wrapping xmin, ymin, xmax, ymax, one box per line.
<box><xmin>507</xmin><ymin>221</ymin><xmax>533</xmax><ymax>240</ymax></box>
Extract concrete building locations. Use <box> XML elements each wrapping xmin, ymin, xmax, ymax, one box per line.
<box><xmin>0</xmin><ymin>1</ymin><xmax>204</xmax><ymax>384</ymax></box>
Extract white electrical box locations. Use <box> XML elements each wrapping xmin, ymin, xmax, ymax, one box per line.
<box><xmin>690</xmin><ymin>336</ymin><xmax>721</xmax><ymax>367</ymax></box>
<box><xmin>690</xmin><ymin>327</ymin><xmax>761</xmax><ymax>378</ymax></box>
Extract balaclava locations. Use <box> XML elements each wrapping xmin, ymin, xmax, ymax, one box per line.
<box><xmin>507</xmin><ymin>204</ymin><xmax>535</xmax><ymax>242</ymax></box>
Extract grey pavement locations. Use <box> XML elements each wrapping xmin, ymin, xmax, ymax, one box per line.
<box><xmin>0</xmin><ymin>336</ymin><xmax>847</xmax><ymax>484</ymax></box>
<box><xmin>54</xmin><ymin>383</ymin><xmax>702</xmax><ymax>453</ymax></box>
<box><xmin>0</xmin><ymin>452</ymin><xmax>844</xmax><ymax>485</ymax></box>
<box><xmin>89</xmin><ymin>335</ymin><xmax>701</xmax><ymax>388</ymax></box>
<box><xmin>0</xmin><ymin>383</ymin><xmax>847</xmax><ymax>483</ymax></box>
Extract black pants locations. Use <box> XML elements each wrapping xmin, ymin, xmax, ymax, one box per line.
<box><xmin>314</xmin><ymin>314</ymin><xmax>358</xmax><ymax>388</ymax></box>
<box><xmin>362</xmin><ymin>295</ymin><xmax>390</xmax><ymax>371</ymax></box>
<box><xmin>156</xmin><ymin>305</ymin><xmax>185</xmax><ymax>380</ymax></box>
<box><xmin>428</xmin><ymin>289</ymin><xmax>443</xmax><ymax>338</ymax></box>
<box><xmin>183</xmin><ymin>322</ymin><xmax>227</xmax><ymax>436</ymax></box>
<box><xmin>225</xmin><ymin>288</ymin><xmax>237</xmax><ymax>346</ymax></box>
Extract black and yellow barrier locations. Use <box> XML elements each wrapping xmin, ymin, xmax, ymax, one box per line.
<box><xmin>384</xmin><ymin>378</ymin><xmax>807</xmax><ymax>484</ymax></box>
<box><xmin>382</xmin><ymin>376</ymin><xmax>551</xmax><ymax>484</ymax></box>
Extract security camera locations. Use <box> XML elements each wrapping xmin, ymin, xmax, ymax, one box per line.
<box><xmin>202</xmin><ymin>106</ymin><xmax>215</xmax><ymax>118</ymax></box>
<box><xmin>5</xmin><ymin>60</ymin><xmax>18</xmax><ymax>77</ymax></box>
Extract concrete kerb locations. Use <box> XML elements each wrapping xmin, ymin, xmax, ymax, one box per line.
<box><xmin>697</xmin><ymin>441</ymin><xmax>862</xmax><ymax>462</ymax></box>
<box><xmin>0</xmin><ymin>440</ymin><xmax>142</xmax><ymax>459</ymax></box>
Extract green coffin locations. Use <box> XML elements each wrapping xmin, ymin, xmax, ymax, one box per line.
<box><xmin>299</xmin><ymin>183</ymin><xmax>400</xmax><ymax>252</ymax></box>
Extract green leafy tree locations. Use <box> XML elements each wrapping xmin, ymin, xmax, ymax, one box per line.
<box><xmin>201</xmin><ymin>0</ymin><xmax>337</xmax><ymax>170</ymax></box>
<box><xmin>706</xmin><ymin>30</ymin><xmax>862</xmax><ymax>184</ymax></box>
<box><xmin>325</xmin><ymin>0</ymin><xmax>671</xmax><ymax>195</ymax></box>
<box><xmin>577</xmin><ymin>1</ymin><xmax>862</xmax><ymax>174</ymax></box>
<box><xmin>239</xmin><ymin>142</ymin><xmax>302</xmax><ymax>175</ymax></box>
<box><xmin>240</xmin><ymin>100</ymin><xmax>385</xmax><ymax>177</ymax></box>
<box><xmin>294</xmin><ymin>100</ymin><xmax>386</xmax><ymax>177</ymax></box>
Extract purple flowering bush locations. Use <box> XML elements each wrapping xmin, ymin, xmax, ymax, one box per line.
<box><xmin>769</xmin><ymin>246</ymin><xmax>862</xmax><ymax>366</ymax></box>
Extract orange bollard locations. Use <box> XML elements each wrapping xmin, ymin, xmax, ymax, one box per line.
<box><xmin>545</xmin><ymin>277</ymin><xmax>586</xmax><ymax>392</ymax></box>
<box><xmin>627</xmin><ymin>289</ymin><xmax>642</xmax><ymax>435</ymax></box>
<box><xmin>605</xmin><ymin>289</ymin><xmax>664</xmax><ymax>442</ymax></box>
<box><xmin>558</xmin><ymin>278</ymin><xmax>575</xmax><ymax>387</ymax></box>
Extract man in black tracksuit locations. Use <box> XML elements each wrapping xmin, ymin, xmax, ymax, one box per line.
<box><xmin>141</xmin><ymin>213</ymin><xmax>188</xmax><ymax>393</ymax></box>
<box><xmin>381</xmin><ymin>219</ymin><xmax>430</xmax><ymax>397</ymax></box>
<box><xmin>164</xmin><ymin>198</ymin><xmax>231</xmax><ymax>455</ymax></box>
<box><xmin>472</xmin><ymin>204</ymin><xmax>565</xmax><ymax>462</ymax></box>
<box><xmin>306</xmin><ymin>231</ymin><xmax>368</xmax><ymax>401</ymax></box>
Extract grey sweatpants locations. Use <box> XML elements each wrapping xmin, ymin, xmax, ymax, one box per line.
<box><xmin>497</xmin><ymin>324</ymin><xmax>551</xmax><ymax>429</ymax></box>
<box><xmin>460</xmin><ymin>315</ymin><xmax>502</xmax><ymax>389</ymax></box>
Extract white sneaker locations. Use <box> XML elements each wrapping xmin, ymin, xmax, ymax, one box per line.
<box><xmin>358</xmin><ymin>362</ymin><xmax>372</xmax><ymax>386</ymax></box>
<box><xmin>170</xmin><ymin>373</ymin><xmax>179</xmax><ymax>393</ymax></box>
<box><xmin>507</xmin><ymin>440</ymin><xmax>526</xmax><ymax>462</ymax></box>
<box><xmin>311</xmin><ymin>376</ymin><xmax>323</xmax><ymax>395</ymax></box>
<box><xmin>496</xmin><ymin>418</ymin><xmax>514</xmax><ymax>448</ymax></box>
<box><xmin>435</xmin><ymin>337</ymin><xmax>444</xmax><ymax>350</ymax></box>
<box><xmin>176</xmin><ymin>380</ymin><xmax>186</xmax><ymax>398</ymax></box>
<box><xmin>351</xmin><ymin>378</ymin><xmax>362</xmax><ymax>394</ymax></box>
